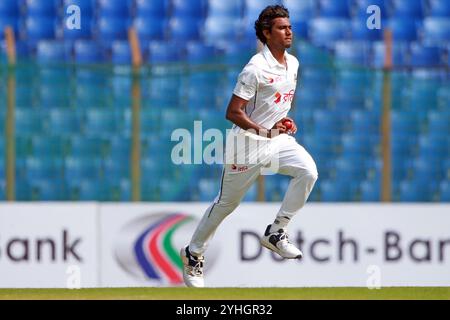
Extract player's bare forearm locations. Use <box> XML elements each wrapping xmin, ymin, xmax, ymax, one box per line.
<box><xmin>226</xmin><ymin>94</ymin><xmax>279</xmax><ymax>137</ymax></box>
<box><xmin>226</xmin><ymin>107</ymin><xmax>265</xmax><ymax>133</ymax></box>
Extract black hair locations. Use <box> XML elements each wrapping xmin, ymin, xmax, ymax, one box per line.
<box><xmin>254</xmin><ymin>5</ymin><xmax>290</xmax><ymax>44</ymax></box>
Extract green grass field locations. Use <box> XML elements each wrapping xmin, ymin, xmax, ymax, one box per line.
<box><xmin>0</xmin><ymin>287</ymin><xmax>448</xmax><ymax>300</ymax></box>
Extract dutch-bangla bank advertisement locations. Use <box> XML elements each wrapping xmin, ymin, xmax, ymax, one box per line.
<box><xmin>100</xmin><ymin>203</ymin><xmax>450</xmax><ymax>288</ymax></box>
<box><xmin>1</xmin><ymin>203</ymin><xmax>449</xmax><ymax>287</ymax></box>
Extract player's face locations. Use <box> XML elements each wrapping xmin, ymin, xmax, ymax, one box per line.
<box><xmin>267</xmin><ymin>17</ymin><xmax>293</xmax><ymax>48</ymax></box>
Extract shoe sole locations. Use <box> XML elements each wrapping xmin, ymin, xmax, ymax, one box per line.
<box><xmin>260</xmin><ymin>238</ymin><xmax>303</xmax><ymax>260</ymax></box>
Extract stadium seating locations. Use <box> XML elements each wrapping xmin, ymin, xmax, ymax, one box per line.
<box><xmin>25</xmin><ymin>157</ymin><xmax>63</xmax><ymax>181</ymax></box>
<box><xmin>0</xmin><ymin>0</ymin><xmax>448</xmax><ymax>203</ymax></box>
<box><xmin>133</xmin><ymin>16</ymin><xmax>167</xmax><ymax>44</ymax></box>
<box><xmin>391</xmin><ymin>111</ymin><xmax>420</xmax><ymax>134</ymax></box>
<box><xmin>142</xmin><ymin>77</ymin><xmax>183</xmax><ymax>108</ymax></box>
<box><xmin>23</xmin><ymin>17</ymin><xmax>57</xmax><ymax>42</ymax></box>
<box><xmin>422</xmin><ymin>17</ymin><xmax>450</xmax><ymax>43</ymax></box>
<box><xmin>31</xmin><ymin>135</ymin><xmax>68</xmax><ymax>158</ymax></box>
<box><xmin>198</xmin><ymin>178</ymin><xmax>219</xmax><ymax>201</ymax></box>
<box><xmin>25</xmin><ymin>0</ymin><xmax>58</xmax><ymax>16</ymax></box>
<box><xmin>350</xmin><ymin>17</ymin><xmax>383</xmax><ymax>41</ymax></box>
<box><xmin>354</xmin><ymin>0</ymin><xmax>389</xmax><ymax>17</ymax></box>
<box><xmin>244</xmin><ymin>0</ymin><xmax>281</xmax><ymax>20</ymax></box>
<box><xmin>334</xmin><ymin>41</ymin><xmax>372</xmax><ymax>66</ymax></box>
<box><xmin>172</xmin><ymin>0</ymin><xmax>206</xmax><ymax>18</ymax></box>
<box><xmin>410</xmin><ymin>44</ymin><xmax>444</xmax><ymax>67</ymax></box>
<box><xmin>84</xmin><ymin>109</ymin><xmax>121</xmax><ymax>136</ymax></box>
<box><xmin>186</xmin><ymin>42</ymin><xmax>218</xmax><ymax>63</ymax></box>
<box><xmin>207</xmin><ymin>0</ymin><xmax>243</xmax><ymax>18</ymax></box>
<box><xmin>219</xmin><ymin>41</ymin><xmax>255</xmax><ymax>65</ymax></box>
<box><xmin>320</xmin><ymin>179</ymin><xmax>353</xmax><ymax>201</ymax></box>
<box><xmin>318</xmin><ymin>0</ymin><xmax>351</xmax><ymax>17</ymax></box>
<box><xmin>399</xmin><ymin>179</ymin><xmax>432</xmax><ymax>202</ymax></box>
<box><xmin>147</xmin><ymin>41</ymin><xmax>185</xmax><ymax>63</ymax></box>
<box><xmin>309</xmin><ymin>18</ymin><xmax>350</xmax><ymax>47</ymax></box>
<box><xmin>341</xmin><ymin>133</ymin><xmax>379</xmax><ymax>156</ymax></box>
<box><xmin>48</xmin><ymin>109</ymin><xmax>82</xmax><ymax>135</ymax></box>
<box><xmin>62</xmin><ymin>15</ymin><xmax>94</xmax><ymax>40</ymax></box>
<box><xmin>74</xmin><ymin>40</ymin><xmax>104</xmax><ymax>63</ymax></box>
<box><xmin>295</xmin><ymin>42</ymin><xmax>333</xmax><ymax>67</ymax></box>
<box><xmin>135</xmin><ymin>0</ymin><xmax>169</xmax><ymax>17</ymax></box>
<box><xmin>168</xmin><ymin>17</ymin><xmax>201</xmax><ymax>41</ymax></box>
<box><xmin>334</xmin><ymin>156</ymin><xmax>368</xmax><ymax>182</ymax></box>
<box><xmin>313</xmin><ymin>109</ymin><xmax>346</xmax><ymax>135</ymax></box>
<box><xmin>440</xmin><ymin>181</ymin><xmax>450</xmax><ymax>201</ymax></box>
<box><xmin>29</xmin><ymin>178</ymin><xmax>66</xmax><ymax>201</ymax></box>
<box><xmin>68</xmin><ymin>136</ymin><xmax>108</xmax><ymax>158</ymax></box>
<box><xmin>387</xmin><ymin>17</ymin><xmax>419</xmax><ymax>42</ymax></box>
<box><xmin>0</xmin><ymin>0</ymin><xmax>19</xmax><ymax>16</ymax></box>
<box><xmin>63</xmin><ymin>0</ymin><xmax>94</xmax><ymax>17</ymax></box>
<box><xmin>107</xmin><ymin>136</ymin><xmax>131</xmax><ymax>160</ymax></box>
<box><xmin>15</xmin><ymin>109</ymin><xmax>44</xmax><ymax>135</ymax></box>
<box><xmin>0</xmin><ymin>179</ymin><xmax>5</xmax><ymax>200</ymax></box>
<box><xmin>427</xmin><ymin>111</ymin><xmax>450</xmax><ymax>135</ymax></box>
<box><xmin>0</xmin><ymin>16</ymin><xmax>19</xmax><ymax>40</ymax></box>
<box><xmin>283</xmin><ymin>0</ymin><xmax>315</xmax><ymax>19</ymax></box>
<box><xmin>360</xmin><ymin>178</ymin><xmax>381</xmax><ymax>201</ymax></box>
<box><xmin>64</xmin><ymin>156</ymin><xmax>103</xmax><ymax>182</ymax></box>
<box><xmin>350</xmin><ymin>110</ymin><xmax>381</xmax><ymax>134</ymax></box>
<box><xmin>36</xmin><ymin>40</ymin><xmax>72</xmax><ymax>63</ymax></box>
<box><xmin>0</xmin><ymin>137</ymin><xmax>4</xmax><ymax>157</ymax></box>
<box><xmin>391</xmin><ymin>0</ymin><xmax>424</xmax><ymax>18</ymax></box>
<box><xmin>428</xmin><ymin>0</ymin><xmax>450</xmax><ymax>17</ymax></box>
<box><xmin>204</xmin><ymin>17</ymin><xmax>241</xmax><ymax>43</ymax></box>
<box><xmin>97</xmin><ymin>16</ymin><xmax>129</xmax><ymax>42</ymax></box>
<box><xmin>241</xmin><ymin>183</ymin><xmax>257</xmax><ymax>201</ymax></box>
<box><xmin>67</xmin><ymin>178</ymin><xmax>103</xmax><ymax>201</ymax></box>
<box><xmin>264</xmin><ymin>174</ymin><xmax>291</xmax><ymax>202</ymax></box>
<box><xmin>97</xmin><ymin>0</ymin><xmax>131</xmax><ymax>17</ymax></box>
<box><xmin>111</xmin><ymin>40</ymin><xmax>131</xmax><ymax>64</ymax></box>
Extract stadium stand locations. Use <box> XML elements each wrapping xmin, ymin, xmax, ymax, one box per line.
<box><xmin>207</xmin><ymin>0</ymin><xmax>243</xmax><ymax>19</ymax></box>
<box><xmin>0</xmin><ymin>0</ymin><xmax>448</xmax><ymax>202</ymax></box>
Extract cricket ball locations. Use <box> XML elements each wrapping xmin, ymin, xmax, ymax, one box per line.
<box><xmin>283</xmin><ymin>119</ymin><xmax>293</xmax><ymax>130</ymax></box>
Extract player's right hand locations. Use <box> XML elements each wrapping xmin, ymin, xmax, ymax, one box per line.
<box><xmin>270</xmin><ymin>120</ymin><xmax>288</xmax><ymax>137</ymax></box>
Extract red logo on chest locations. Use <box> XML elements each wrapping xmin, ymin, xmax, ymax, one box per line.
<box><xmin>274</xmin><ymin>92</ymin><xmax>282</xmax><ymax>104</ymax></box>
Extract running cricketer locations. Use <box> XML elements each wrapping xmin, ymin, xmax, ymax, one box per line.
<box><xmin>181</xmin><ymin>5</ymin><xmax>318</xmax><ymax>287</ymax></box>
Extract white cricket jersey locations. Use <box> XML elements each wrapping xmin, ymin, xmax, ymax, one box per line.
<box><xmin>232</xmin><ymin>44</ymin><xmax>299</xmax><ymax>133</ymax></box>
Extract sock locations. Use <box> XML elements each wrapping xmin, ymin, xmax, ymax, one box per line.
<box><xmin>269</xmin><ymin>216</ymin><xmax>290</xmax><ymax>233</ymax></box>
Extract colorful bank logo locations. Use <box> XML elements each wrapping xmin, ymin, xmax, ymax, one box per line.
<box><xmin>114</xmin><ymin>212</ymin><xmax>218</xmax><ymax>286</ymax></box>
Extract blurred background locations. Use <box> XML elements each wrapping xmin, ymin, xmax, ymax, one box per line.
<box><xmin>0</xmin><ymin>0</ymin><xmax>449</xmax><ymax>203</ymax></box>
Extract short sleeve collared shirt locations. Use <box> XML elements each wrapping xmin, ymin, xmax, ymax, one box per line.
<box><xmin>232</xmin><ymin>44</ymin><xmax>299</xmax><ymax>133</ymax></box>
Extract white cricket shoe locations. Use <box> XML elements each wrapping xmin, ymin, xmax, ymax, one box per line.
<box><xmin>180</xmin><ymin>246</ymin><xmax>205</xmax><ymax>288</ymax></box>
<box><xmin>260</xmin><ymin>225</ymin><xmax>303</xmax><ymax>259</ymax></box>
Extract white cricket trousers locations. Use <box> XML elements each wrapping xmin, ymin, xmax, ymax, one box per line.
<box><xmin>189</xmin><ymin>131</ymin><xmax>318</xmax><ymax>256</ymax></box>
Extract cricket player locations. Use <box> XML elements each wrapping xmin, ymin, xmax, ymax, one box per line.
<box><xmin>181</xmin><ymin>5</ymin><xmax>318</xmax><ymax>287</ymax></box>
